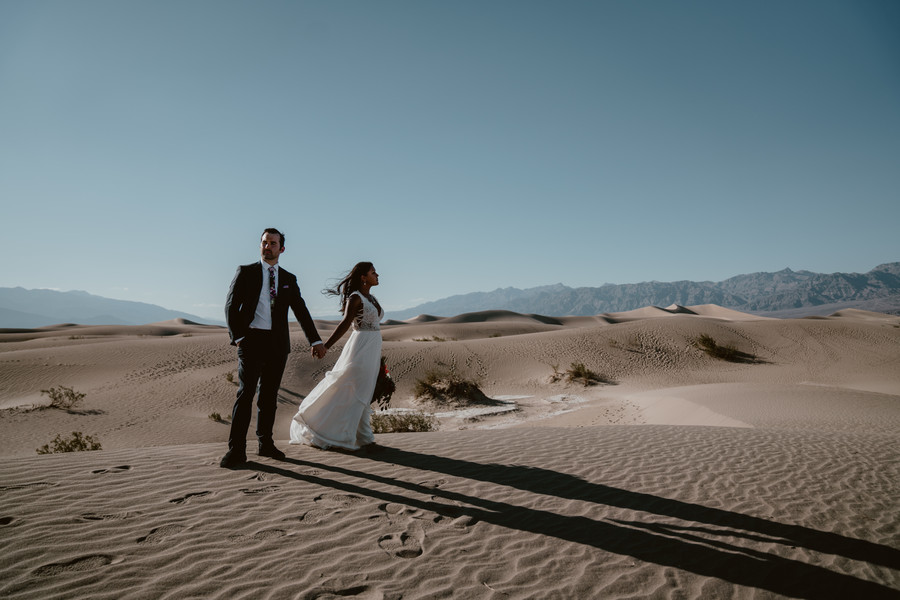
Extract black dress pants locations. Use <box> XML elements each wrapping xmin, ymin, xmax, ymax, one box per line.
<box><xmin>228</xmin><ymin>329</ymin><xmax>288</xmax><ymax>452</ymax></box>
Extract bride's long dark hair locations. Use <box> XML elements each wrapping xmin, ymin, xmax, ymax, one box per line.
<box><xmin>324</xmin><ymin>262</ymin><xmax>374</xmax><ymax>314</ymax></box>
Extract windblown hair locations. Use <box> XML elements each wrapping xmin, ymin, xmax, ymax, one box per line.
<box><xmin>324</xmin><ymin>262</ymin><xmax>374</xmax><ymax>314</ymax></box>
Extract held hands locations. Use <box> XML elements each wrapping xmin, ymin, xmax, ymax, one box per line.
<box><xmin>311</xmin><ymin>344</ymin><xmax>327</xmax><ymax>359</ymax></box>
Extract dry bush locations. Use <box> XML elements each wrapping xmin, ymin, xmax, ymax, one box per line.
<box><xmin>41</xmin><ymin>386</ymin><xmax>86</xmax><ymax>410</ymax></box>
<box><xmin>550</xmin><ymin>362</ymin><xmax>612</xmax><ymax>386</ymax></box>
<box><xmin>695</xmin><ymin>334</ymin><xmax>760</xmax><ymax>363</ymax></box>
<box><xmin>37</xmin><ymin>432</ymin><xmax>102</xmax><ymax>454</ymax></box>
<box><xmin>414</xmin><ymin>371</ymin><xmax>491</xmax><ymax>405</ymax></box>
<box><xmin>372</xmin><ymin>411</ymin><xmax>438</xmax><ymax>434</ymax></box>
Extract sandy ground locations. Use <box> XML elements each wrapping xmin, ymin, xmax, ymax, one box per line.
<box><xmin>1</xmin><ymin>305</ymin><xmax>898</xmax><ymax>599</ymax></box>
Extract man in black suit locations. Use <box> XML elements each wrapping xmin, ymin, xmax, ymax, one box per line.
<box><xmin>220</xmin><ymin>228</ymin><xmax>327</xmax><ymax>468</ymax></box>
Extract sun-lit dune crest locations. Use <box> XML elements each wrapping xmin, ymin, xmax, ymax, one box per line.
<box><xmin>685</xmin><ymin>304</ymin><xmax>772</xmax><ymax>321</ymax></box>
<box><xmin>0</xmin><ymin>321</ymin><xmax>227</xmax><ymax>341</ymax></box>
<box><xmin>603</xmin><ymin>304</ymin><xmax>769</xmax><ymax>322</ymax></box>
<box><xmin>526</xmin><ymin>314</ymin><xmax>567</xmax><ymax>325</ymax></box>
<box><xmin>555</xmin><ymin>315</ymin><xmax>617</xmax><ymax>326</ymax></box>
<box><xmin>664</xmin><ymin>304</ymin><xmax>698</xmax><ymax>315</ymax></box>
<box><xmin>149</xmin><ymin>318</ymin><xmax>195</xmax><ymax>327</ymax></box>
<box><xmin>173</xmin><ymin>318</ymin><xmax>199</xmax><ymax>325</ymax></box>
<box><xmin>605</xmin><ymin>306</ymin><xmax>680</xmax><ymax>320</ymax></box>
<box><xmin>828</xmin><ymin>308</ymin><xmax>899</xmax><ymax>321</ymax></box>
<box><xmin>150</xmin><ymin>318</ymin><xmax>222</xmax><ymax>328</ymax></box>
<box><xmin>441</xmin><ymin>310</ymin><xmax>564</xmax><ymax>325</ymax></box>
<box><xmin>406</xmin><ymin>314</ymin><xmax>442</xmax><ymax>323</ymax></box>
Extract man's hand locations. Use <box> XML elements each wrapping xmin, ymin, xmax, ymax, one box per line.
<box><xmin>311</xmin><ymin>344</ymin><xmax>327</xmax><ymax>359</ymax></box>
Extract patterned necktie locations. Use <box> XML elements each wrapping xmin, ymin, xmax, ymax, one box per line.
<box><xmin>268</xmin><ymin>266</ymin><xmax>276</xmax><ymax>309</ymax></box>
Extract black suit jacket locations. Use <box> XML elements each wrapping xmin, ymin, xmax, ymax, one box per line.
<box><xmin>225</xmin><ymin>262</ymin><xmax>322</xmax><ymax>355</ymax></box>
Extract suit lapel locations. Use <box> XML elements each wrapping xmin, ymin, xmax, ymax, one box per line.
<box><xmin>253</xmin><ymin>264</ymin><xmax>264</xmax><ymax>300</ymax></box>
<box><xmin>242</xmin><ymin>264</ymin><xmax>264</xmax><ymax>320</ymax></box>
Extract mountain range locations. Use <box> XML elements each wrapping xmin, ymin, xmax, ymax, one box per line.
<box><xmin>0</xmin><ymin>288</ymin><xmax>215</xmax><ymax>329</ymax></box>
<box><xmin>385</xmin><ymin>262</ymin><xmax>900</xmax><ymax>320</ymax></box>
<box><xmin>2</xmin><ymin>262</ymin><xmax>899</xmax><ymax>328</ymax></box>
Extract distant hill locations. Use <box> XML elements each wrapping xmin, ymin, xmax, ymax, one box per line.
<box><xmin>385</xmin><ymin>262</ymin><xmax>900</xmax><ymax>320</ymax></box>
<box><xmin>0</xmin><ymin>288</ymin><xmax>219</xmax><ymax>328</ymax></box>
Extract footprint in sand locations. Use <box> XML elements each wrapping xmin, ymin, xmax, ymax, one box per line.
<box><xmin>169</xmin><ymin>491</ymin><xmax>213</xmax><ymax>504</ymax></box>
<box><xmin>447</xmin><ymin>515</ymin><xmax>477</xmax><ymax>529</ymax></box>
<box><xmin>417</xmin><ymin>478</ymin><xmax>448</xmax><ymax>489</ymax></box>
<box><xmin>137</xmin><ymin>524</ymin><xmax>187</xmax><ymax>544</ymax></box>
<box><xmin>410</xmin><ymin>480</ymin><xmax>479</xmax><ymax>530</ymax></box>
<box><xmin>247</xmin><ymin>528</ymin><xmax>288</xmax><ymax>540</ymax></box>
<box><xmin>424</xmin><ymin>497</ymin><xmax>478</xmax><ymax>529</ymax></box>
<box><xmin>373</xmin><ymin>495</ymin><xmax>476</xmax><ymax>559</ymax></box>
<box><xmin>240</xmin><ymin>485</ymin><xmax>281</xmax><ymax>495</ymax></box>
<box><xmin>32</xmin><ymin>554</ymin><xmax>124</xmax><ymax>577</ymax></box>
<box><xmin>92</xmin><ymin>465</ymin><xmax>131</xmax><ymax>475</ymax></box>
<box><xmin>0</xmin><ymin>482</ymin><xmax>57</xmax><ymax>492</ymax></box>
<box><xmin>301</xmin><ymin>583</ymin><xmax>387</xmax><ymax>600</ymax></box>
<box><xmin>315</xmin><ymin>493</ymin><xmax>369</xmax><ymax>508</ymax></box>
<box><xmin>80</xmin><ymin>512</ymin><xmax>137</xmax><ymax>522</ymax></box>
<box><xmin>1</xmin><ymin>516</ymin><xmax>13</xmax><ymax>525</ymax></box>
<box><xmin>377</xmin><ymin>502</ymin><xmax>436</xmax><ymax>526</ymax></box>
<box><xmin>377</xmin><ymin>521</ymin><xmax>426</xmax><ymax>559</ymax></box>
<box><xmin>381</xmin><ymin>497</ymin><xmax>477</xmax><ymax>530</ymax></box>
<box><xmin>286</xmin><ymin>493</ymin><xmax>370</xmax><ymax>527</ymax></box>
<box><xmin>228</xmin><ymin>528</ymin><xmax>289</xmax><ymax>542</ymax></box>
<box><xmin>287</xmin><ymin>509</ymin><xmax>332</xmax><ymax>525</ymax></box>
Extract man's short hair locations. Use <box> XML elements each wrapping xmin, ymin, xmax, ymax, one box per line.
<box><xmin>262</xmin><ymin>228</ymin><xmax>285</xmax><ymax>248</ymax></box>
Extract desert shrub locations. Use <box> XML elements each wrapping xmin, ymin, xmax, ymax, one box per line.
<box><xmin>695</xmin><ymin>334</ymin><xmax>741</xmax><ymax>362</ymax></box>
<box><xmin>414</xmin><ymin>371</ymin><xmax>490</xmax><ymax>405</ymax></box>
<box><xmin>550</xmin><ymin>362</ymin><xmax>610</xmax><ymax>386</ymax></box>
<box><xmin>372</xmin><ymin>411</ymin><xmax>438</xmax><ymax>434</ymax></box>
<box><xmin>225</xmin><ymin>372</ymin><xmax>237</xmax><ymax>385</ymax></box>
<box><xmin>209</xmin><ymin>412</ymin><xmax>228</xmax><ymax>423</ymax></box>
<box><xmin>565</xmin><ymin>362</ymin><xmax>610</xmax><ymax>386</ymax></box>
<box><xmin>413</xmin><ymin>336</ymin><xmax>455</xmax><ymax>342</ymax></box>
<box><xmin>549</xmin><ymin>363</ymin><xmax>564</xmax><ymax>383</ymax></box>
<box><xmin>41</xmin><ymin>386</ymin><xmax>86</xmax><ymax>410</ymax></box>
<box><xmin>37</xmin><ymin>432</ymin><xmax>102</xmax><ymax>454</ymax></box>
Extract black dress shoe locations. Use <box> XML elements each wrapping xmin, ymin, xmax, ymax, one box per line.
<box><xmin>220</xmin><ymin>449</ymin><xmax>247</xmax><ymax>468</ymax></box>
<box><xmin>257</xmin><ymin>445</ymin><xmax>286</xmax><ymax>460</ymax></box>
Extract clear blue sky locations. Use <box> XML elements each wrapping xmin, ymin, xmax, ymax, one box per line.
<box><xmin>2</xmin><ymin>0</ymin><xmax>898</xmax><ymax>320</ymax></box>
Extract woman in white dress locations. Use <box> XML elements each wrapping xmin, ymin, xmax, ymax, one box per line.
<box><xmin>290</xmin><ymin>262</ymin><xmax>383</xmax><ymax>451</ymax></box>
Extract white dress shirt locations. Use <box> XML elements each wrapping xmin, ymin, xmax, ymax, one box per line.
<box><xmin>250</xmin><ymin>259</ymin><xmax>278</xmax><ymax>331</ymax></box>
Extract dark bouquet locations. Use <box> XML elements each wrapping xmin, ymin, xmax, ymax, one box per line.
<box><xmin>371</xmin><ymin>356</ymin><xmax>395</xmax><ymax>410</ymax></box>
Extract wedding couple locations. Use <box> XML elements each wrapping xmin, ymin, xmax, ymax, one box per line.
<box><xmin>220</xmin><ymin>228</ymin><xmax>383</xmax><ymax>469</ymax></box>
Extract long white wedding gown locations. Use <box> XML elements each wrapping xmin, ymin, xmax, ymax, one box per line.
<box><xmin>290</xmin><ymin>291</ymin><xmax>382</xmax><ymax>450</ymax></box>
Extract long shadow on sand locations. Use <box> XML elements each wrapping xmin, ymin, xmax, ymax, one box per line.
<box><xmin>250</xmin><ymin>449</ymin><xmax>899</xmax><ymax>600</ymax></box>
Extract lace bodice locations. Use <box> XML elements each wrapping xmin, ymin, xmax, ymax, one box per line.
<box><xmin>351</xmin><ymin>291</ymin><xmax>382</xmax><ymax>332</ymax></box>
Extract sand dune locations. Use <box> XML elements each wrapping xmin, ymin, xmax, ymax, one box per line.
<box><xmin>1</xmin><ymin>305</ymin><xmax>898</xmax><ymax>598</ymax></box>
